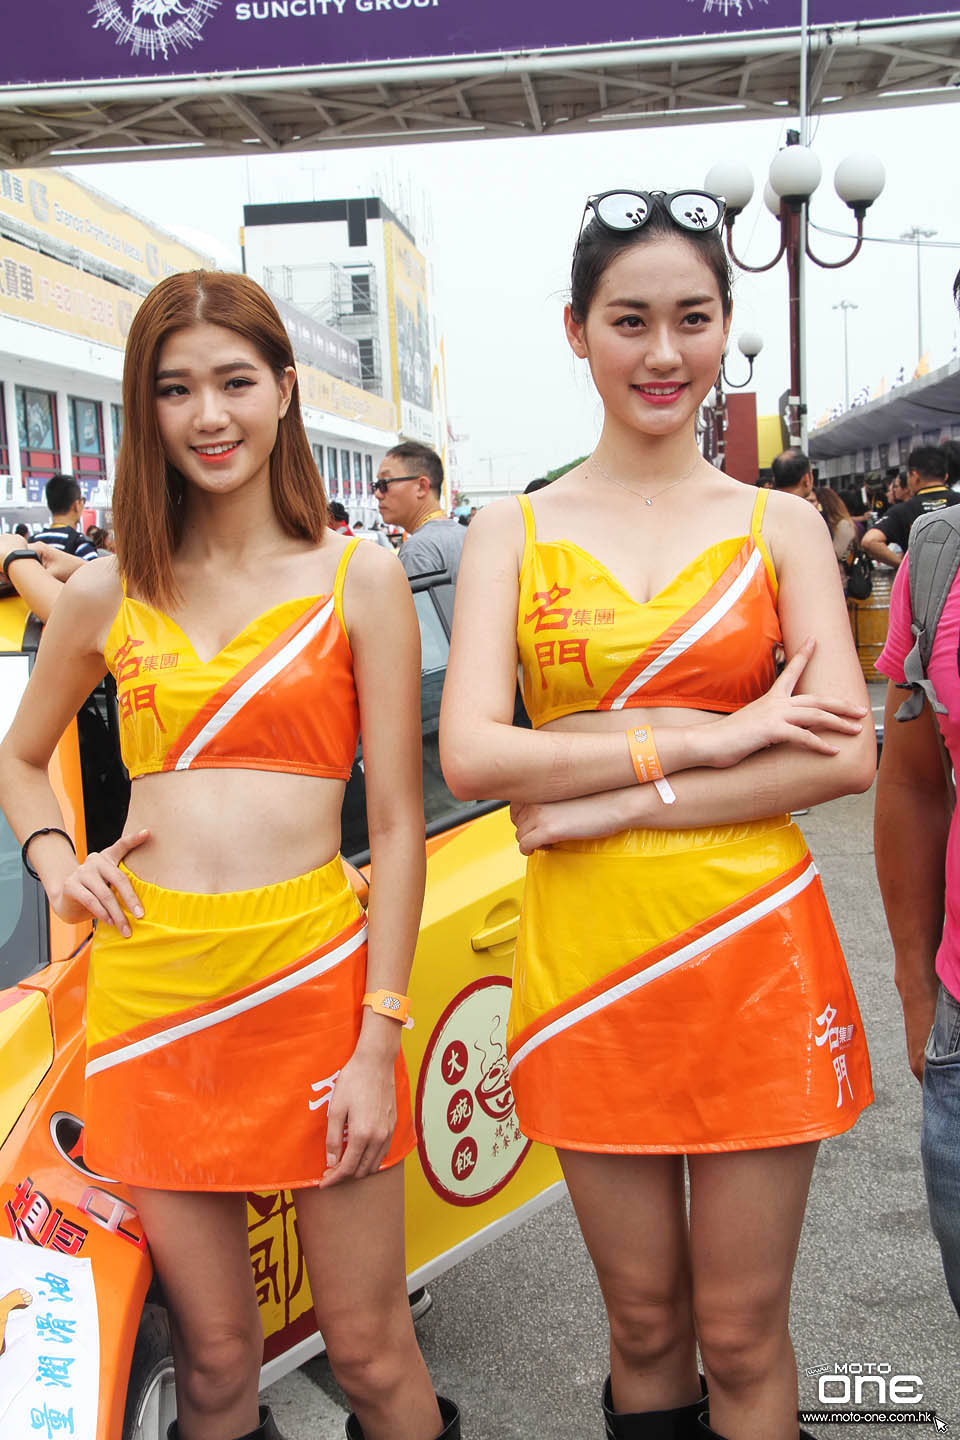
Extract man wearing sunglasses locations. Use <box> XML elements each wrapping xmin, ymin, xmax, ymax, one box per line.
<box><xmin>375</xmin><ymin>441</ymin><xmax>465</xmax><ymax>584</ymax></box>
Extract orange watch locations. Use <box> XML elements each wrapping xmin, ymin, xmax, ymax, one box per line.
<box><xmin>362</xmin><ymin>989</ymin><xmax>414</xmax><ymax>1029</ymax></box>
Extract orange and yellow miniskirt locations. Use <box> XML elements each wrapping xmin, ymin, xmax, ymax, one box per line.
<box><xmin>83</xmin><ymin>853</ymin><xmax>415</xmax><ymax>1191</ymax></box>
<box><xmin>507</xmin><ymin>815</ymin><xmax>872</xmax><ymax>1154</ymax></box>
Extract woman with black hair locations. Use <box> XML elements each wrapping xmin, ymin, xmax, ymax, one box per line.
<box><xmin>441</xmin><ymin>190</ymin><xmax>874</xmax><ymax>1439</ymax></box>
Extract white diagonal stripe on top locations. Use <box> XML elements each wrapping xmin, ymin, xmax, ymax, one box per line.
<box><xmin>508</xmin><ymin>861</ymin><xmax>818</xmax><ymax>1075</ymax></box>
<box><xmin>85</xmin><ymin>920</ymin><xmax>367</xmax><ymax>1079</ymax></box>
<box><xmin>610</xmin><ymin>545</ymin><xmax>762</xmax><ymax>710</ymax></box>
<box><xmin>175</xmin><ymin>595</ymin><xmax>336</xmax><ymax>770</ymax></box>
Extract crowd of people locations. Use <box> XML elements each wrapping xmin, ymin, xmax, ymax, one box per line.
<box><xmin>753</xmin><ymin>440</ymin><xmax>960</xmax><ymax>598</ymax></box>
<box><xmin>0</xmin><ymin>185</ymin><xmax>956</xmax><ymax>1440</ymax></box>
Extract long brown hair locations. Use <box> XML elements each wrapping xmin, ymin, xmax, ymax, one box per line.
<box><xmin>815</xmin><ymin>486</ymin><xmax>853</xmax><ymax>538</ymax></box>
<box><xmin>114</xmin><ymin>270</ymin><xmax>326</xmax><ymax>606</ymax></box>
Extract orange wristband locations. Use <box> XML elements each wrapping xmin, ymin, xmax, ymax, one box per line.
<box><xmin>626</xmin><ymin>725</ymin><xmax>665</xmax><ymax>785</ymax></box>
<box><xmin>625</xmin><ymin>725</ymin><xmax>677</xmax><ymax>805</ymax></box>
<box><xmin>362</xmin><ymin>989</ymin><xmax>414</xmax><ymax>1029</ymax></box>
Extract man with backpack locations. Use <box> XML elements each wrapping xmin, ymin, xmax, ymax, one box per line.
<box><xmin>31</xmin><ymin>474</ymin><xmax>97</xmax><ymax>560</ymax></box>
<box><xmin>875</xmin><ymin>350</ymin><xmax>960</xmax><ymax>1314</ymax></box>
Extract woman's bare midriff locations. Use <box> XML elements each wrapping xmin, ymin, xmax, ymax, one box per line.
<box><xmin>123</xmin><ymin>768</ymin><xmax>346</xmax><ymax>892</ymax></box>
<box><xmin>541</xmin><ymin>705</ymin><xmax>720</xmax><ymax>737</ymax></box>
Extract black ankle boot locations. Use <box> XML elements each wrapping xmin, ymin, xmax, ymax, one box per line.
<box><xmin>697</xmin><ymin>1414</ymin><xmax>816</xmax><ymax>1439</ymax></box>
<box><xmin>167</xmin><ymin>1405</ymin><xmax>283</xmax><ymax>1440</ymax></box>
<box><xmin>603</xmin><ymin>1375</ymin><xmax>707</xmax><ymax>1438</ymax></box>
<box><xmin>345</xmin><ymin>1394</ymin><xmax>460</xmax><ymax>1439</ymax></box>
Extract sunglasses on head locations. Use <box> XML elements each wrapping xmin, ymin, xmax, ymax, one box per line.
<box><xmin>573</xmin><ymin>188</ymin><xmax>726</xmax><ymax>267</ymax></box>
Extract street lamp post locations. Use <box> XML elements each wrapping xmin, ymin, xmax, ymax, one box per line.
<box><xmin>708</xmin><ymin>332</ymin><xmax>764</xmax><ymax>470</ymax></box>
<box><xmin>900</xmin><ymin>224</ymin><xmax>937</xmax><ymax>367</ymax></box>
<box><xmin>706</xmin><ymin>145</ymin><xmax>884</xmax><ymax>451</ymax></box>
<box><xmin>833</xmin><ymin>299</ymin><xmax>858</xmax><ymax>410</ymax></box>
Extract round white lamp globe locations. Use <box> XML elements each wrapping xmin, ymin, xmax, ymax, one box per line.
<box><xmin>834</xmin><ymin>153</ymin><xmax>885</xmax><ymax>211</ymax></box>
<box><xmin>769</xmin><ymin>145</ymin><xmax>822</xmax><ymax>202</ymax></box>
<box><xmin>704</xmin><ymin>161</ymin><xmax>754</xmax><ymax>214</ymax></box>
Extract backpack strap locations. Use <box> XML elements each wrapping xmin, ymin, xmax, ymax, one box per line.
<box><xmin>896</xmin><ymin>506</ymin><xmax>960</xmax><ymax>721</ymax></box>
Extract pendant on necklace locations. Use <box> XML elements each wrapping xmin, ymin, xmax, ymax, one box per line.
<box><xmin>643</xmin><ymin>497</ymin><xmax>653</xmax><ymax>506</ymax></box>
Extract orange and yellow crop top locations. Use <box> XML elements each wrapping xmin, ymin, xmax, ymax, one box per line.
<box><xmin>516</xmin><ymin>487</ymin><xmax>782</xmax><ymax>727</ymax></box>
<box><xmin>104</xmin><ymin>539</ymin><xmax>361</xmax><ymax>781</ymax></box>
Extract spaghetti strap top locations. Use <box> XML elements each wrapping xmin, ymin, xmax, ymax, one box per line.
<box><xmin>516</xmin><ymin>487</ymin><xmax>782</xmax><ymax>727</ymax></box>
<box><xmin>105</xmin><ymin>539</ymin><xmax>361</xmax><ymax>780</ymax></box>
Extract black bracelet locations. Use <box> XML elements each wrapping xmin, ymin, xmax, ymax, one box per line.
<box><xmin>2</xmin><ymin>548</ymin><xmax>43</xmax><ymax>582</ymax></box>
<box><xmin>22</xmin><ymin>827</ymin><xmax>76</xmax><ymax>882</ymax></box>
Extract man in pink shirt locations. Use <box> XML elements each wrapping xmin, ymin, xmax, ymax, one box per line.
<box><xmin>876</xmin><ymin>546</ymin><xmax>960</xmax><ymax>1316</ymax></box>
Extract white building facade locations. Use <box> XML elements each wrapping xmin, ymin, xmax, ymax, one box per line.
<box><xmin>0</xmin><ymin>167</ymin><xmax>400</xmax><ymax>529</ymax></box>
<box><xmin>243</xmin><ymin>196</ymin><xmax>456</xmax><ymax>514</ymax></box>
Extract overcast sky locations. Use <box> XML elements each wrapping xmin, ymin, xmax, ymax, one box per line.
<box><xmin>72</xmin><ymin>98</ymin><xmax>960</xmax><ymax>492</ymax></box>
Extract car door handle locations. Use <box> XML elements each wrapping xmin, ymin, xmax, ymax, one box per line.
<box><xmin>471</xmin><ymin>915</ymin><xmax>519</xmax><ymax>952</ymax></box>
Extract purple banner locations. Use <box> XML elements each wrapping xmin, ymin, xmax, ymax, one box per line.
<box><xmin>0</xmin><ymin>1</ymin><xmax>952</xmax><ymax>90</ymax></box>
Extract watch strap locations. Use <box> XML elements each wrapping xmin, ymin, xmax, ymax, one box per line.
<box><xmin>2</xmin><ymin>548</ymin><xmax>43</xmax><ymax>581</ymax></box>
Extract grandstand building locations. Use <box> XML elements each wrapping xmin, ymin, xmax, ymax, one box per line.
<box><xmin>0</xmin><ymin>166</ymin><xmax>403</xmax><ymax>528</ymax></box>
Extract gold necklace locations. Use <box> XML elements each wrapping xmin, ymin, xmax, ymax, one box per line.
<box><xmin>590</xmin><ymin>453</ymin><xmax>702</xmax><ymax>506</ymax></box>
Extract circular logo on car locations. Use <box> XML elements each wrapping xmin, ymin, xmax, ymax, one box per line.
<box><xmin>415</xmin><ymin>978</ymin><xmax>530</xmax><ymax>1207</ymax></box>
<box><xmin>91</xmin><ymin>0</ymin><xmax>220</xmax><ymax>62</ymax></box>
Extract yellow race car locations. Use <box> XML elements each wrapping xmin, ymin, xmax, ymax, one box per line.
<box><xmin>0</xmin><ymin>577</ymin><xmax>561</xmax><ymax>1440</ymax></box>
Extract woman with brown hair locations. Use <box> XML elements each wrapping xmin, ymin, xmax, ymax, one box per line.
<box><xmin>0</xmin><ymin>271</ymin><xmax>457</xmax><ymax>1440</ymax></box>
<box><xmin>816</xmin><ymin>487</ymin><xmax>858</xmax><ymax>582</ymax></box>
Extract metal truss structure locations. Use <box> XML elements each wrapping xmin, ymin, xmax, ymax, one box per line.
<box><xmin>1</xmin><ymin>17</ymin><xmax>959</xmax><ymax>167</ymax></box>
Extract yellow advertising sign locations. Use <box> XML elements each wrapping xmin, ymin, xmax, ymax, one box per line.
<box><xmin>384</xmin><ymin>221</ymin><xmax>433</xmax><ymax>438</ymax></box>
<box><xmin>297</xmin><ymin>362</ymin><xmax>396</xmax><ymax>436</ymax></box>
<box><xmin>0</xmin><ymin>234</ymin><xmax>394</xmax><ymax>435</ymax></box>
<box><xmin>0</xmin><ymin>233</ymin><xmax>139</xmax><ymax>350</ymax></box>
<box><xmin>0</xmin><ymin>167</ymin><xmax>213</xmax><ymax>287</ymax></box>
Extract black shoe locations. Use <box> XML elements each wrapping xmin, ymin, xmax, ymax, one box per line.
<box><xmin>345</xmin><ymin>1394</ymin><xmax>460</xmax><ymax>1439</ymax></box>
<box><xmin>167</xmin><ymin>1405</ymin><xmax>283</xmax><ymax>1440</ymax></box>
<box><xmin>603</xmin><ymin>1375</ymin><xmax>707</xmax><ymax>1438</ymax></box>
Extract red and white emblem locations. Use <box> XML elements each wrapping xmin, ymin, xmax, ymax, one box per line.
<box><xmin>416</xmin><ymin>978</ymin><xmax>531</xmax><ymax>1207</ymax></box>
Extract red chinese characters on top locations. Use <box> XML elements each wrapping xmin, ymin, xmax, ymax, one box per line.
<box><xmin>533</xmin><ymin>639</ymin><xmax>593</xmax><ymax>691</ymax></box>
<box><xmin>113</xmin><ymin>634</ymin><xmax>144</xmax><ymax>685</ymax></box>
<box><xmin>114</xmin><ymin>633</ymin><xmax>179</xmax><ymax>731</ymax></box>
<box><xmin>524</xmin><ymin>583</ymin><xmax>596</xmax><ymax>689</ymax></box>
<box><xmin>524</xmin><ymin>583</ymin><xmax>573</xmax><ymax>633</ymax></box>
<box><xmin>118</xmin><ymin>685</ymin><xmax>166</xmax><ymax>731</ymax></box>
